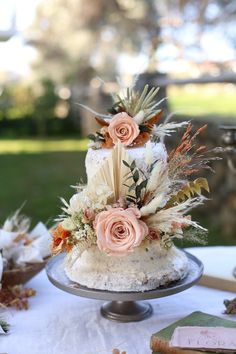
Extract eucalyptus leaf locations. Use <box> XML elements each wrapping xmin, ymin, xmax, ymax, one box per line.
<box><xmin>122</xmin><ymin>160</ymin><xmax>130</xmax><ymax>168</ymax></box>
<box><xmin>126</xmin><ymin>197</ymin><xmax>136</xmax><ymax>203</ymax></box>
<box><xmin>135</xmin><ymin>185</ymin><xmax>142</xmax><ymax>199</ymax></box>
<box><xmin>138</xmin><ymin>179</ymin><xmax>148</xmax><ymax>190</ymax></box>
<box><xmin>133</xmin><ymin>170</ymin><xmax>139</xmax><ymax>183</ymax></box>
<box><xmin>130</xmin><ymin>160</ymin><xmax>136</xmax><ymax>171</ymax></box>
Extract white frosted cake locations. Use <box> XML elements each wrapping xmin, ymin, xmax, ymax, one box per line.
<box><xmin>52</xmin><ymin>83</ymin><xmax>209</xmax><ymax>292</ymax></box>
<box><xmin>64</xmin><ymin>142</ymin><xmax>188</xmax><ymax>292</ymax></box>
<box><xmin>64</xmin><ymin>241</ymin><xmax>188</xmax><ymax>292</ymax></box>
<box><xmin>85</xmin><ymin>142</ymin><xmax>167</xmax><ymax>181</ymax></box>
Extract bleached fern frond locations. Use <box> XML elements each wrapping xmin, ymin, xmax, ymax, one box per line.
<box><xmin>152</xmin><ymin>121</ymin><xmax>189</xmax><ymax>140</ymax></box>
<box><xmin>146</xmin><ymin>197</ymin><xmax>207</xmax><ymax>234</ymax></box>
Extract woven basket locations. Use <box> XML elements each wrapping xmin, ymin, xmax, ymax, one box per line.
<box><xmin>2</xmin><ymin>258</ymin><xmax>50</xmax><ymax>287</ymax></box>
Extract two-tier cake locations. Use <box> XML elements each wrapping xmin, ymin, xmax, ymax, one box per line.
<box><xmin>51</xmin><ymin>84</ymin><xmax>210</xmax><ymax>292</ymax></box>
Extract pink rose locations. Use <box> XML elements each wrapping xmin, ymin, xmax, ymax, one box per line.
<box><xmin>94</xmin><ymin>207</ymin><xmax>148</xmax><ymax>256</ymax></box>
<box><xmin>147</xmin><ymin>228</ymin><xmax>160</xmax><ymax>241</ymax></box>
<box><xmin>108</xmin><ymin>112</ymin><xmax>140</xmax><ymax>146</ymax></box>
<box><xmin>83</xmin><ymin>208</ymin><xmax>95</xmax><ymax>223</ymax></box>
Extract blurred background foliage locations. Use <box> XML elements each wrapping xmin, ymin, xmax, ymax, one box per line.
<box><xmin>0</xmin><ymin>0</ymin><xmax>235</xmax><ymax>245</ymax></box>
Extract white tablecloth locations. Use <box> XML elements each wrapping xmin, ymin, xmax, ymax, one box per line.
<box><xmin>2</xmin><ymin>247</ymin><xmax>236</xmax><ymax>354</ymax></box>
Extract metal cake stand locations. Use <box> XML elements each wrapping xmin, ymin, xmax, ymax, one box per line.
<box><xmin>46</xmin><ymin>251</ymin><xmax>203</xmax><ymax>322</ymax></box>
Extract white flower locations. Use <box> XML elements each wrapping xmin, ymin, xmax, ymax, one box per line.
<box><xmin>68</xmin><ymin>193</ymin><xmax>84</xmax><ymax>213</ymax></box>
<box><xmin>72</xmin><ymin>223</ymin><xmax>95</xmax><ymax>241</ymax></box>
<box><xmin>64</xmin><ymin>183</ymin><xmax>113</xmax><ymax>216</ymax></box>
<box><xmin>61</xmin><ymin>218</ymin><xmax>76</xmax><ymax>231</ymax></box>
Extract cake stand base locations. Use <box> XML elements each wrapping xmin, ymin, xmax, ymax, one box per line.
<box><xmin>101</xmin><ymin>301</ymin><xmax>152</xmax><ymax>322</ymax></box>
<box><xmin>46</xmin><ymin>251</ymin><xmax>203</xmax><ymax>323</ymax></box>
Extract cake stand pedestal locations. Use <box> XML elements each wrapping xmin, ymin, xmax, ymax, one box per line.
<box><xmin>101</xmin><ymin>301</ymin><xmax>152</xmax><ymax>322</ymax></box>
<box><xmin>46</xmin><ymin>251</ymin><xmax>203</xmax><ymax>323</ymax></box>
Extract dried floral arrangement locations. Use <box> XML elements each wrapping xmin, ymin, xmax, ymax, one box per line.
<box><xmin>51</xmin><ymin>84</ymin><xmax>218</xmax><ymax>258</ymax></box>
<box><xmin>0</xmin><ymin>208</ymin><xmax>51</xmax><ymax>272</ymax></box>
<box><xmin>0</xmin><ymin>285</ymin><xmax>36</xmax><ymax>310</ymax></box>
<box><xmin>85</xmin><ymin>84</ymin><xmax>185</xmax><ymax>149</ymax></box>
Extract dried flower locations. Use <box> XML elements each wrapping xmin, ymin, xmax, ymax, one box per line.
<box><xmin>108</xmin><ymin>112</ymin><xmax>140</xmax><ymax>146</ymax></box>
<box><xmin>94</xmin><ymin>207</ymin><xmax>148</xmax><ymax>256</ymax></box>
<box><xmin>0</xmin><ymin>285</ymin><xmax>36</xmax><ymax>310</ymax></box>
<box><xmin>147</xmin><ymin>228</ymin><xmax>160</xmax><ymax>241</ymax></box>
<box><xmin>51</xmin><ymin>224</ymin><xmax>72</xmax><ymax>255</ymax></box>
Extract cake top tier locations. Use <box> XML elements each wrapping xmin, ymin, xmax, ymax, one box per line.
<box><xmin>88</xmin><ymin>85</ymin><xmax>165</xmax><ymax>149</ymax></box>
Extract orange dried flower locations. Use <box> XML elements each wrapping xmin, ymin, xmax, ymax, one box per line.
<box><xmin>0</xmin><ymin>285</ymin><xmax>36</xmax><ymax>310</ymax></box>
<box><xmin>101</xmin><ymin>132</ymin><xmax>114</xmax><ymax>148</ymax></box>
<box><xmin>51</xmin><ymin>224</ymin><xmax>72</xmax><ymax>255</ymax></box>
<box><xmin>131</xmin><ymin>131</ymin><xmax>151</xmax><ymax>147</ymax></box>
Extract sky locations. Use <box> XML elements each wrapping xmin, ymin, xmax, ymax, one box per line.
<box><xmin>0</xmin><ymin>0</ymin><xmax>41</xmax><ymax>76</ymax></box>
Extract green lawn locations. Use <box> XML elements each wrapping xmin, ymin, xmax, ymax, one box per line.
<box><xmin>0</xmin><ymin>139</ymin><xmax>87</xmax><ymax>227</ymax></box>
<box><xmin>169</xmin><ymin>86</ymin><xmax>236</xmax><ymax>118</ymax></box>
<box><xmin>0</xmin><ymin>138</ymin><xmax>88</xmax><ymax>154</ymax></box>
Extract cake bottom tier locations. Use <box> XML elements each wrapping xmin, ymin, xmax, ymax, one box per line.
<box><xmin>64</xmin><ymin>241</ymin><xmax>189</xmax><ymax>292</ymax></box>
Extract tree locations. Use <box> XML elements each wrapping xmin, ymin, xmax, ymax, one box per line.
<box><xmin>33</xmin><ymin>78</ymin><xmax>59</xmax><ymax>135</ymax></box>
<box><xmin>27</xmin><ymin>0</ymin><xmax>160</xmax><ymax>85</ymax></box>
<box><xmin>153</xmin><ymin>0</ymin><xmax>236</xmax><ymax>68</ymax></box>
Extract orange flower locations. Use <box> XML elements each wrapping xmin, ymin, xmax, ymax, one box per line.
<box><xmin>51</xmin><ymin>224</ymin><xmax>72</xmax><ymax>255</ymax></box>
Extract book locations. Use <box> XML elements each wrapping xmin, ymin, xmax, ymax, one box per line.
<box><xmin>188</xmin><ymin>247</ymin><xmax>236</xmax><ymax>293</ymax></box>
<box><xmin>150</xmin><ymin>311</ymin><xmax>236</xmax><ymax>354</ymax></box>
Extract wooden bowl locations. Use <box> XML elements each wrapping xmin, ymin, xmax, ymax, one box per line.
<box><xmin>2</xmin><ymin>258</ymin><xmax>50</xmax><ymax>287</ymax></box>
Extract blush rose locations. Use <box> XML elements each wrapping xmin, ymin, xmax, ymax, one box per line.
<box><xmin>108</xmin><ymin>112</ymin><xmax>140</xmax><ymax>146</ymax></box>
<box><xmin>94</xmin><ymin>207</ymin><xmax>148</xmax><ymax>256</ymax></box>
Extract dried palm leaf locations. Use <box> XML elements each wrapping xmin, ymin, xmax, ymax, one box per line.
<box><xmin>88</xmin><ymin>143</ymin><xmax>133</xmax><ymax>201</ymax></box>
